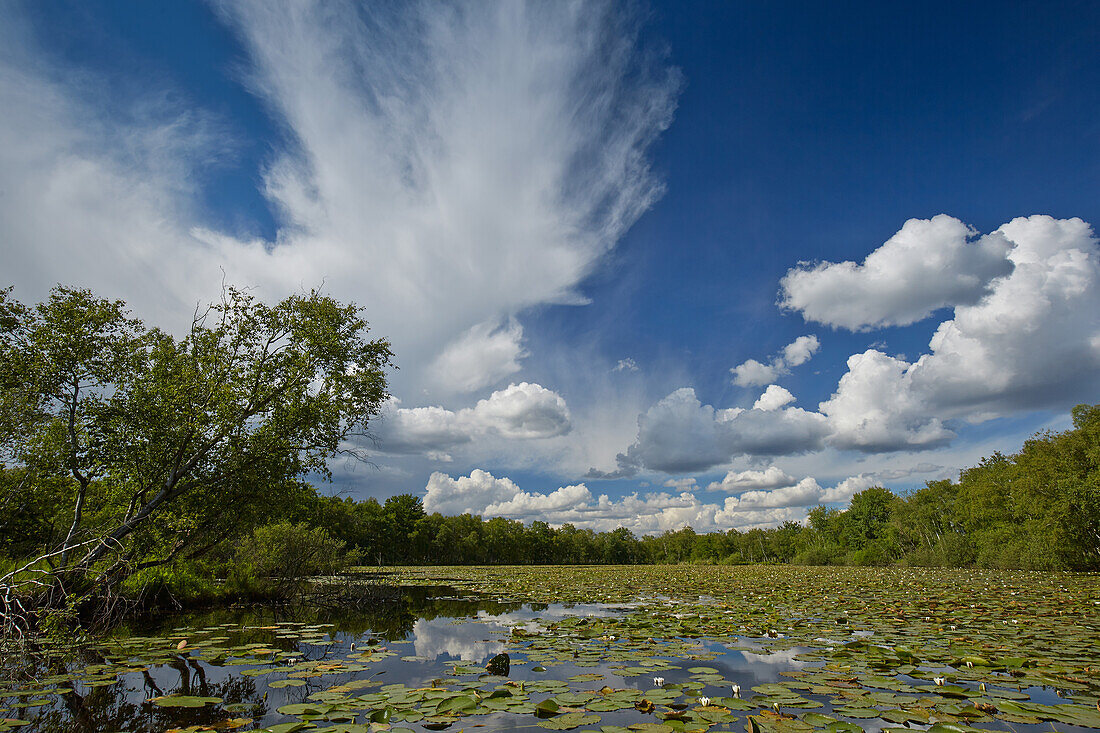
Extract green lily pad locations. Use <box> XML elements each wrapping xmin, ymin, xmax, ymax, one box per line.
<box><xmin>536</xmin><ymin>698</ymin><xmax>562</xmax><ymax>717</ymax></box>
<box><xmin>801</xmin><ymin>713</ymin><xmax>836</xmax><ymax>727</ymax></box>
<box><xmin>268</xmin><ymin>678</ymin><xmax>307</xmax><ymax>688</ymax></box>
<box><xmin>262</xmin><ymin>723</ymin><xmax>313</xmax><ymax>733</ymax></box>
<box><xmin>822</xmin><ymin>722</ymin><xmax>862</xmax><ymax>733</ymax></box>
<box><xmin>277</xmin><ymin>703</ymin><xmax>331</xmax><ymax>716</ymax></box>
<box><xmin>831</xmin><ymin>707</ymin><xmax>879</xmax><ymax>719</ymax></box>
<box><xmin>434</xmin><ymin>695</ymin><xmax>475</xmax><ymax>715</ymax></box>
<box><xmin>540</xmin><ymin>712</ymin><xmax>603</xmax><ymax>730</ymax></box>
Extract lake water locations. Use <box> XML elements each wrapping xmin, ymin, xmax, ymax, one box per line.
<box><xmin>2</xmin><ymin>567</ymin><xmax>1098</xmax><ymax>733</ymax></box>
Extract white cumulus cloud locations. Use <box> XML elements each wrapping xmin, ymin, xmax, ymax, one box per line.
<box><xmin>484</xmin><ymin>483</ymin><xmax>593</xmax><ymax>518</ymax></box>
<box><xmin>472</xmin><ymin>382</ymin><xmax>574</xmax><ymax>439</ymax></box>
<box><xmin>726</xmin><ymin>477</ymin><xmax>823</xmax><ymax>509</ymax></box>
<box><xmin>780</xmin><ymin>214</ymin><xmax>1015</xmax><ymax>330</ymax></box>
<box><xmin>428</xmin><ymin>319</ymin><xmax>528</xmax><ymax>394</ymax></box>
<box><xmin>608</xmin><ymin>215</ymin><xmax>1100</xmax><ymax>467</ymax></box>
<box><xmin>378</xmin><ymin>382</ymin><xmax>571</xmax><ymax>457</ymax></box>
<box><xmin>424</xmin><ymin>469</ymin><xmax>524</xmax><ymax>516</ymax></box>
<box><xmin>820</xmin><ymin>350</ymin><xmax>956</xmax><ymax>452</ymax></box>
<box><xmin>424</xmin><ymin>469</ymin><xmax>838</xmax><ymax>533</ymax></box>
<box><xmin>782</xmin><ymin>335</ymin><xmax>821</xmax><ymax>366</ymax></box>
<box><xmin>819</xmin><ymin>474</ymin><xmax>877</xmax><ymax>503</ymax></box>
<box><xmin>731</xmin><ymin>335</ymin><xmax>820</xmax><ymax>387</ymax></box>
<box><xmin>754</xmin><ymin>384</ymin><xmax>796</xmax><ymax>411</ymax></box>
<box><xmin>707</xmin><ymin>466</ymin><xmax>796</xmax><ymax>492</ymax></box>
<box><xmin>819</xmin><ymin>215</ymin><xmax>1100</xmax><ymax>450</ymax></box>
<box><xmin>592</xmin><ymin>387</ymin><xmax>828</xmax><ymax>476</ymax></box>
<box><xmin>730</xmin><ymin>359</ymin><xmax>780</xmax><ymax>388</ymax></box>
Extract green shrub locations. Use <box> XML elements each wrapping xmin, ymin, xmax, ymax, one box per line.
<box><xmin>793</xmin><ymin>546</ymin><xmax>842</xmax><ymax>566</ymax></box>
<box><xmin>236</xmin><ymin>522</ymin><xmax>349</xmax><ymax>580</ymax></box>
<box><xmin>121</xmin><ymin>562</ymin><xmax>219</xmax><ymax>605</ymax></box>
<box><xmin>221</xmin><ymin>564</ymin><xmax>269</xmax><ymax>599</ymax></box>
<box><xmin>903</xmin><ymin>533</ymin><xmax>974</xmax><ymax>567</ymax></box>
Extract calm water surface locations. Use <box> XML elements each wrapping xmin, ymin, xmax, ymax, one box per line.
<box><xmin>0</xmin><ymin>584</ymin><xmax>1092</xmax><ymax>733</ymax></box>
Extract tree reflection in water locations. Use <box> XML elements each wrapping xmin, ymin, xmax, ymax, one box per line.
<box><xmin>18</xmin><ymin>665</ymin><xmax>264</xmax><ymax>733</ymax></box>
<box><xmin>1</xmin><ymin>584</ymin><xmax>522</xmax><ymax>732</ymax></box>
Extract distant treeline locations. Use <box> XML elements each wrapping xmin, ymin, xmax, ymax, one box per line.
<box><xmin>315</xmin><ymin>403</ymin><xmax>1100</xmax><ymax>570</ymax></box>
<box><xmin>3</xmin><ymin>404</ymin><xmax>1098</xmax><ymax>594</ymax></box>
<box><xmin>268</xmin><ymin>403</ymin><xmax>1100</xmax><ymax>571</ymax></box>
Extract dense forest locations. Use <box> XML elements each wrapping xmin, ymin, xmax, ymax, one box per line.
<box><xmin>1</xmin><ymin>286</ymin><xmax>1098</xmax><ymax>627</ymax></box>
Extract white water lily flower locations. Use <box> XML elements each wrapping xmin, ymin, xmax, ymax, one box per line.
<box><xmin>653</xmin><ymin>677</ymin><xmax>665</xmax><ymax>687</ymax></box>
<box><xmin>699</xmin><ymin>697</ymin><xmax>710</xmax><ymax>707</ymax></box>
<box><xmin>933</xmin><ymin>676</ymin><xmax>946</xmax><ymax>686</ymax></box>
<box><xmin>732</xmin><ymin>684</ymin><xmax>741</xmax><ymax>696</ymax></box>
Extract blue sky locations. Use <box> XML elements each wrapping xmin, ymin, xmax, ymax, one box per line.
<box><xmin>3</xmin><ymin>1</ymin><xmax>1099</xmax><ymax>533</ymax></box>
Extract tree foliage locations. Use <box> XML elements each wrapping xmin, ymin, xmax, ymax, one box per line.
<box><xmin>1</xmin><ymin>285</ymin><xmax>392</xmax><ymax>613</ymax></box>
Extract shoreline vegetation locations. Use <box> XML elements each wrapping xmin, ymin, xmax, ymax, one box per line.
<box><xmin>1</xmin><ymin>285</ymin><xmax>1098</xmax><ymax>645</ymax></box>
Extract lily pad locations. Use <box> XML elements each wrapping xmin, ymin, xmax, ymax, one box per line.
<box><xmin>540</xmin><ymin>712</ymin><xmax>603</xmax><ymax>730</ymax></box>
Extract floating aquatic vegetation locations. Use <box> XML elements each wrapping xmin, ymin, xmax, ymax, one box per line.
<box><xmin>0</xmin><ymin>567</ymin><xmax>1096</xmax><ymax>732</ymax></box>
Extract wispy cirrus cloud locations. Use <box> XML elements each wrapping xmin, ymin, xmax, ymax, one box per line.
<box><xmin>1</xmin><ymin>1</ymin><xmax>681</xmax><ymax>401</ymax></box>
<box><xmin>210</xmin><ymin>0</ymin><xmax>682</xmax><ymax>395</ymax></box>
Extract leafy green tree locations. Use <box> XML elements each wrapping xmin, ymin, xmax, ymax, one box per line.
<box><xmin>554</xmin><ymin>523</ymin><xmax>595</xmax><ymax>564</ymax></box>
<box><xmin>354</xmin><ymin>498</ymin><xmax>388</xmax><ymax>564</ymax></box>
<box><xmin>795</xmin><ymin>506</ymin><xmax>843</xmax><ymax>564</ymax></box>
<box><xmin>661</xmin><ymin>526</ymin><xmax>697</xmax><ymax>563</ymax></box>
<box><xmin>0</xmin><ymin>289</ymin><xmax>39</xmax><ymax>463</ymax></box>
<box><xmin>525</xmin><ymin>520</ymin><xmax>555</xmax><ymax>564</ymax></box>
<box><xmin>409</xmin><ymin>512</ymin><xmax>443</xmax><ymax>564</ymax></box>
<box><xmin>1</xmin><ymin>285</ymin><xmax>392</xmax><ymax>611</ymax></box>
<box><xmin>768</xmin><ymin>521</ymin><xmax>805</xmax><ymax>562</ymax></box>
<box><xmin>2</xmin><ymin>288</ymin><xmax>150</xmax><ymax>571</ymax></box>
<box><xmin>893</xmin><ymin>479</ymin><xmax>970</xmax><ymax>566</ymax></box>
<box><xmin>384</xmin><ymin>494</ymin><xmax>426</xmax><ymax>562</ymax></box>
<box><xmin>603</xmin><ymin>527</ymin><xmax>640</xmax><ymax>564</ymax></box>
<box><xmin>0</xmin><ymin>468</ymin><xmax>73</xmax><ymax>561</ymax></box>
